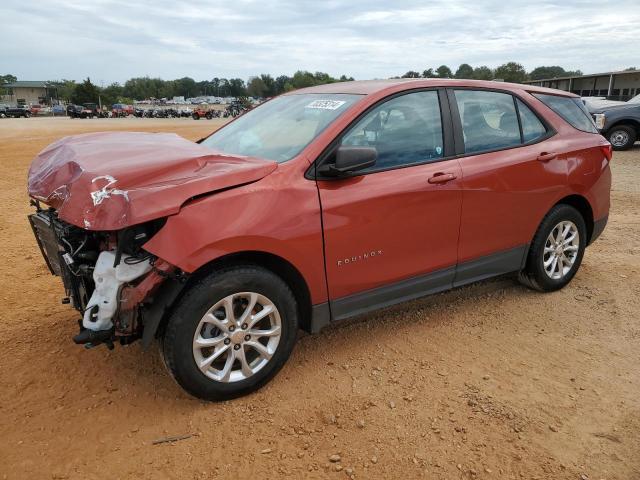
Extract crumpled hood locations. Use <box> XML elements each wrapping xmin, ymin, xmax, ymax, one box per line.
<box><xmin>28</xmin><ymin>131</ymin><xmax>277</xmax><ymax>230</ymax></box>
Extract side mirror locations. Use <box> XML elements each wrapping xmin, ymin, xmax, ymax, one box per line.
<box><xmin>322</xmin><ymin>146</ymin><xmax>377</xmax><ymax>177</ymax></box>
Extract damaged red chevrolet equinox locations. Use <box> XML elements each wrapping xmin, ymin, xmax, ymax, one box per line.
<box><xmin>28</xmin><ymin>79</ymin><xmax>611</xmax><ymax>400</ymax></box>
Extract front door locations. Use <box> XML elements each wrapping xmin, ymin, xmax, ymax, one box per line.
<box><xmin>316</xmin><ymin>90</ymin><xmax>463</xmax><ymax>319</ymax></box>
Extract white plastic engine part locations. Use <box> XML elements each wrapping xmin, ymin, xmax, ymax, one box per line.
<box><xmin>82</xmin><ymin>250</ymin><xmax>152</xmax><ymax>332</ymax></box>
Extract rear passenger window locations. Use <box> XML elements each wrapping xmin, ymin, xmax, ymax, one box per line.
<box><xmin>532</xmin><ymin>93</ymin><xmax>598</xmax><ymax>133</ymax></box>
<box><xmin>454</xmin><ymin>90</ymin><xmax>521</xmax><ymax>154</ymax></box>
<box><xmin>516</xmin><ymin>99</ymin><xmax>547</xmax><ymax>142</ymax></box>
<box><xmin>341</xmin><ymin>91</ymin><xmax>443</xmax><ymax>171</ymax></box>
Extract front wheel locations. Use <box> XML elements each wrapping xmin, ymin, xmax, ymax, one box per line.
<box><xmin>607</xmin><ymin>125</ymin><xmax>637</xmax><ymax>150</ymax></box>
<box><xmin>162</xmin><ymin>266</ymin><xmax>298</xmax><ymax>400</ymax></box>
<box><xmin>519</xmin><ymin>204</ymin><xmax>587</xmax><ymax>292</ymax></box>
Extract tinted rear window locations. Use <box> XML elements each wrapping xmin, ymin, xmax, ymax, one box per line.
<box><xmin>516</xmin><ymin>99</ymin><xmax>547</xmax><ymax>142</ymax></box>
<box><xmin>532</xmin><ymin>93</ymin><xmax>598</xmax><ymax>133</ymax></box>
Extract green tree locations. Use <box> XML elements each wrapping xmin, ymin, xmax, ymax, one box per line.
<box><xmin>494</xmin><ymin>62</ymin><xmax>528</xmax><ymax>83</ymax></box>
<box><xmin>436</xmin><ymin>65</ymin><xmax>453</xmax><ymax>78</ymax></box>
<box><xmin>529</xmin><ymin>66</ymin><xmax>568</xmax><ymax>80</ymax></box>
<box><xmin>455</xmin><ymin>63</ymin><xmax>474</xmax><ymax>79</ymax></box>
<box><xmin>1</xmin><ymin>74</ymin><xmax>17</xmax><ymax>95</ymax></box>
<box><xmin>313</xmin><ymin>72</ymin><xmax>335</xmax><ymax>84</ymax></box>
<box><xmin>422</xmin><ymin>68</ymin><xmax>436</xmax><ymax>78</ymax></box>
<box><xmin>260</xmin><ymin>74</ymin><xmax>276</xmax><ymax>96</ymax></box>
<box><xmin>100</xmin><ymin>82</ymin><xmax>124</xmax><ymax>106</ymax></box>
<box><xmin>401</xmin><ymin>71</ymin><xmax>421</xmax><ymax>78</ymax></box>
<box><xmin>227</xmin><ymin>78</ymin><xmax>247</xmax><ymax>97</ymax></box>
<box><xmin>338</xmin><ymin>75</ymin><xmax>354</xmax><ymax>82</ymax></box>
<box><xmin>247</xmin><ymin>76</ymin><xmax>267</xmax><ymax>97</ymax></box>
<box><xmin>173</xmin><ymin>77</ymin><xmax>197</xmax><ymax>98</ymax></box>
<box><xmin>274</xmin><ymin>75</ymin><xmax>292</xmax><ymax>95</ymax></box>
<box><xmin>472</xmin><ymin>66</ymin><xmax>493</xmax><ymax>80</ymax></box>
<box><xmin>71</xmin><ymin>78</ymin><xmax>100</xmax><ymax>104</ymax></box>
<box><xmin>47</xmin><ymin>80</ymin><xmax>76</xmax><ymax>102</ymax></box>
<box><xmin>291</xmin><ymin>70</ymin><xmax>318</xmax><ymax>88</ymax></box>
<box><xmin>218</xmin><ymin>78</ymin><xmax>230</xmax><ymax>97</ymax></box>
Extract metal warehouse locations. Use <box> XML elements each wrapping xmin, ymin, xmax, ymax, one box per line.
<box><xmin>525</xmin><ymin>70</ymin><xmax>640</xmax><ymax>101</ymax></box>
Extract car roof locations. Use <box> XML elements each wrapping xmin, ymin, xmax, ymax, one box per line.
<box><xmin>285</xmin><ymin>78</ymin><xmax>579</xmax><ymax>98</ymax></box>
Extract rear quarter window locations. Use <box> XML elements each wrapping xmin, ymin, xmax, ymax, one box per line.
<box><xmin>532</xmin><ymin>93</ymin><xmax>598</xmax><ymax>133</ymax></box>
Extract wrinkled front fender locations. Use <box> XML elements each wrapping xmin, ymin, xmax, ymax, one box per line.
<box><xmin>142</xmin><ymin>167</ymin><xmax>328</xmax><ymax>305</ymax></box>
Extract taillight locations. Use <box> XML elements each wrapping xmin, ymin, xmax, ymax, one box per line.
<box><xmin>600</xmin><ymin>144</ymin><xmax>612</xmax><ymax>162</ymax></box>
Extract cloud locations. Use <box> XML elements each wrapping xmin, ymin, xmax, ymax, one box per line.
<box><xmin>1</xmin><ymin>0</ymin><xmax>638</xmax><ymax>83</ymax></box>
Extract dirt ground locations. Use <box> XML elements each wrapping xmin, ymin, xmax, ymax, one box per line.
<box><xmin>0</xmin><ymin>117</ymin><xmax>638</xmax><ymax>480</ymax></box>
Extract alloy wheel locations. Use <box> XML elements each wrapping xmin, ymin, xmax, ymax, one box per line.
<box><xmin>192</xmin><ymin>292</ymin><xmax>282</xmax><ymax>383</ymax></box>
<box><xmin>543</xmin><ymin>221</ymin><xmax>580</xmax><ymax>280</ymax></box>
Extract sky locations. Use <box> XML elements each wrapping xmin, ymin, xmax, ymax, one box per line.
<box><xmin>2</xmin><ymin>0</ymin><xmax>639</xmax><ymax>84</ymax></box>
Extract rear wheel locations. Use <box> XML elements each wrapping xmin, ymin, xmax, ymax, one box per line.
<box><xmin>519</xmin><ymin>204</ymin><xmax>587</xmax><ymax>292</ymax></box>
<box><xmin>162</xmin><ymin>266</ymin><xmax>298</xmax><ymax>400</ymax></box>
<box><xmin>608</xmin><ymin>125</ymin><xmax>636</xmax><ymax>150</ymax></box>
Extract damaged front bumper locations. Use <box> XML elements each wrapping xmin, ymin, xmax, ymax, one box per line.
<box><xmin>29</xmin><ymin>206</ymin><xmax>184</xmax><ymax>349</ymax></box>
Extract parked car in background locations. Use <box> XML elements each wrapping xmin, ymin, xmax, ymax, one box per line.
<box><xmin>83</xmin><ymin>103</ymin><xmax>109</xmax><ymax>118</ymax></box>
<box><xmin>112</xmin><ymin>103</ymin><xmax>134</xmax><ymax>117</ymax></box>
<box><xmin>30</xmin><ymin>104</ymin><xmax>43</xmax><ymax>115</ymax></box>
<box><xmin>27</xmin><ymin>79</ymin><xmax>611</xmax><ymax>401</ymax></box>
<box><xmin>590</xmin><ymin>94</ymin><xmax>640</xmax><ymax>150</ymax></box>
<box><xmin>52</xmin><ymin>105</ymin><xmax>66</xmax><ymax>116</ymax></box>
<box><xmin>0</xmin><ymin>104</ymin><xmax>8</xmax><ymax>118</ymax></box>
<box><xmin>4</xmin><ymin>105</ymin><xmax>31</xmax><ymax>118</ymax></box>
<box><xmin>582</xmin><ymin>96</ymin><xmax>626</xmax><ymax>111</ymax></box>
<box><xmin>66</xmin><ymin>104</ymin><xmax>84</xmax><ymax>118</ymax></box>
<box><xmin>192</xmin><ymin>107</ymin><xmax>215</xmax><ymax>120</ymax></box>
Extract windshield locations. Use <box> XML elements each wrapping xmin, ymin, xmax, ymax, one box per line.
<box><xmin>201</xmin><ymin>93</ymin><xmax>362</xmax><ymax>162</ymax></box>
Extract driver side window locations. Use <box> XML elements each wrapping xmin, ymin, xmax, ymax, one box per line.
<box><xmin>341</xmin><ymin>91</ymin><xmax>444</xmax><ymax>171</ymax></box>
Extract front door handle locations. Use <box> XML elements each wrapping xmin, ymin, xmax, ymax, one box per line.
<box><xmin>537</xmin><ymin>152</ymin><xmax>557</xmax><ymax>162</ymax></box>
<box><xmin>428</xmin><ymin>172</ymin><xmax>457</xmax><ymax>184</ymax></box>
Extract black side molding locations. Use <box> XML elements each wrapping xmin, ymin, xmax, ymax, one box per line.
<box><xmin>330</xmin><ymin>267</ymin><xmax>456</xmax><ymax>322</ymax></box>
<box><xmin>308</xmin><ymin>245</ymin><xmax>529</xmax><ymax>332</ymax></box>
<box><xmin>453</xmin><ymin>245</ymin><xmax>528</xmax><ymax>287</ymax></box>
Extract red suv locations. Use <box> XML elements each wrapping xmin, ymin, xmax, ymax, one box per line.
<box><xmin>27</xmin><ymin>79</ymin><xmax>611</xmax><ymax>400</ymax></box>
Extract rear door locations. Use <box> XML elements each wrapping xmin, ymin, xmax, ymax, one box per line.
<box><xmin>449</xmin><ymin>88</ymin><xmax>567</xmax><ymax>284</ymax></box>
<box><xmin>315</xmin><ymin>89</ymin><xmax>463</xmax><ymax>319</ymax></box>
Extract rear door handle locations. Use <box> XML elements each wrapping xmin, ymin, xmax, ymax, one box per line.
<box><xmin>428</xmin><ymin>172</ymin><xmax>457</xmax><ymax>184</ymax></box>
<box><xmin>537</xmin><ymin>152</ymin><xmax>557</xmax><ymax>162</ymax></box>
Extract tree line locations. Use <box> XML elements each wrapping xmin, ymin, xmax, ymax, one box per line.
<box><xmin>35</xmin><ymin>71</ymin><xmax>354</xmax><ymax>106</ymax></box>
<box><xmin>399</xmin><ymin>63</ymin><xmax>585</xmax><ymax>83</ymax></box>
<box><xmin>2</xmin><ymin>65</ymin><xmax>637</xmax><ymax>106</ymax></box>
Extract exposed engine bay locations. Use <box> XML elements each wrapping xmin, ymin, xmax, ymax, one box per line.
<box><xmin>28</xmin><ymin>202</ymin><xmax>183</xmax><ymax>349</ymax></box>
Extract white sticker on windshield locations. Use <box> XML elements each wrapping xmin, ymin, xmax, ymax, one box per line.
<box><xmin>305</xmin><ymin>100</ymin><xmax>346</xmax><ymax>110</ymax></box>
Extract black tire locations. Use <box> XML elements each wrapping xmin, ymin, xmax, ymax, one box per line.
<box><xmin>24</xmin><ymin>112</ymin><xmax>31</xmax><ymax>118</ymax></box>
<box><xmin>162</xmin><ymin>265</ymin><xmax>298</xmax><ymax>401</ymax></box>
<box><xmin>518</xmin><ymin>204</ymin><xmax>587</xmax><ymax>292</ymax></box>
<box><xmin>607</xmin><ymin>125</ymin><xmax>637</xmax><ymax>151</ymax></box>
<box><xmin>192</xmin><ymin>113</ymin><xmax>199</xmax><ymax>120</ymax></box>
